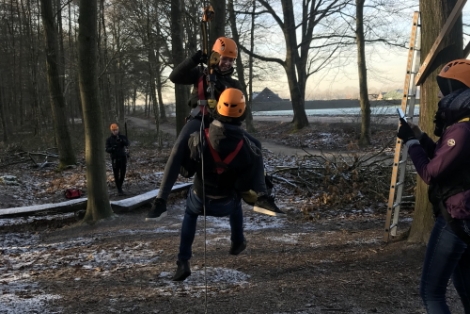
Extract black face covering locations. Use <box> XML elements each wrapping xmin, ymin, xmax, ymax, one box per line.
<box><xmin>433</xmin><ymin>110</ymin><xmax>445</xmax><ymax>137</ymax></box>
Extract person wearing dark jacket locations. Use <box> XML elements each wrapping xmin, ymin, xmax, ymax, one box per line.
<box><xmin>397</xmin><ymin>59</ymin><xmax>470</xmax><ymax>313</ymax></box>
<box><xmin>172</xmin><ymin>88</ymin><xmax>254</xmax><ymax>281</ymax></box>
<box><xmin>105</xmin><ymin>123</ymin><xmax>129</xmax><ymax>196</ymax></box>
<box><xmin>146</xmin><ymin>37</ymin><xmax>284</xmax><ymax>221</ymax></box>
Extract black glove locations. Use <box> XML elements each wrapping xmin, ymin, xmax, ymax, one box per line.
<box><xmin>397</xmin><ymin>118</ymin><xmax>416</xmax><ymax>143</ymax></box>
<box><xmin>191</xmin><ymin>50</ymin><xmax>208</xmax><ymax>65</ymax></box>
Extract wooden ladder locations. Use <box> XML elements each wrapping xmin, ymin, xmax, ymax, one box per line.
<box><xmin>383</xmin><ymin>11</ymin><xmax>421</xmax><ymax>242</ymax></box>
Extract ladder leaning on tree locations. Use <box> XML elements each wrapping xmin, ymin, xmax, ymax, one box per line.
<box><xmin>383</xmin><ymin>11</ymin><xmax>420</xmax><ymax>242</ymax></box>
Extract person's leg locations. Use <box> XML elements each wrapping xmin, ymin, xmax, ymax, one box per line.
<box><xmin>178</xmin><ymin>210</ymin><xmax>199</xmax><ymax>262</ymax></box>
<box><xmin>177</xmin><ymin>187</ymin><xmax>203</xmax><ymax>262</ymax></box>
<box><xmin>119</xmin><ymin>159</ymin><xmax>127</xmax><ymax>189</ymax></box>
<box><xmin>173</xmin><ymin>188</ymin><xmax>202</xmax><ymax>281</ymax></box>
<box><xmin>241</xmin><ymin>132</ymin><xmax>267</xmax><ymax>194</ymax></box>
<box><xmin>229</xmin><ymin>200</ymin><xmax>244</xmax><ymax>244</ymax></box>
<box><xmin>157</xmin><ymin>119</ymin><xmax>202</xmax><ymax>200</ymax></box>
<box><xmin>420</xmin><ymin>216</ymin><xmax>467</xmax><ymax>314</ymax></box>
<box><xmin>451</xmin><ymin>219</ymin><xmax>470</xmax><ymax>313</ymax></box>
<box><xmin>111</xmin><ymin>159</ymin><xmax>121</xmax><ymax>192</ymax></box>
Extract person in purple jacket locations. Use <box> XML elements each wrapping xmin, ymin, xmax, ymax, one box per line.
<box><xmin>398</xmin><ymin>59</ymin><xmax>470</xmax><ymax>314</ymax></box>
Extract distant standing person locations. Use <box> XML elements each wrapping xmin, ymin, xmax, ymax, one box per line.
<box><xmin>105</xmin><ymin>123</ymin><xmax>129</xmax><ymax>196</ymax></box>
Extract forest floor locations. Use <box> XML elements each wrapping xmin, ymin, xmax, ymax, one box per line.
<box><xmin>0</xmin><ymin>115</ymin><xmax>464</xmax><ymax>313</ymax></box>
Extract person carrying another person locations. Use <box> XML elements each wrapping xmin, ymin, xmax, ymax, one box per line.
<box><xmin>173</xmin><ymin>88</ymin><xmax>257</xmax><ymax>281</ymax></box>
<box><xmin>105</xmin><ymin>123</ymin><xmax>129</xmax><ymax>196</ymax></box>
<box><xmin>146</xmin><ymin>37</ymin><xmax>284</xmax><ymax>221</ymax></box>
<box><xmin>397</xmin><ymin>59</ymin><xmax>470</xmax><ymax>313</ymax></box>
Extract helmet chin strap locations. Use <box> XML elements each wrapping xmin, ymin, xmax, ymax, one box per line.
<box><xmin>447</xmin><ymin>79</ymin><xmax>454</xmax><ymax>95</ymax></box>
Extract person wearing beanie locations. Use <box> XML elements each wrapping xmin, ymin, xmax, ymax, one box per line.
<box><xmin>105</xmin><ymin>123</ymin><xmax>129</xmax><ymax>196</ymax></box>
<box><xmin>146</xmin><ymin>37</ymin><xmax>284</xmax><ymax>221</ymax></box>
<box><xmin>397</xmin><ymin>59</ymin><xmax>470</xmax><ymax>313</ymax></box>
<box><xmin>172</xmin><ymin>88</ymin><xmax>258</xmax><ymax>281</ymax></box>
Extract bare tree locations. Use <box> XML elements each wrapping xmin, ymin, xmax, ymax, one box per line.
<box><xmin>227</xmin><ymin>0</ymin><xmax>256</xmax><ymax>131</ymax></box>
<box><xmin>39</xmin><ymin>0</ymin><xmax>77</xmax><ymax>168</ymax></box>
<box><xmin>355</xmin><ymin>0</ymin><xmax>371</xmax><ymax>146</ymax></box>
<box><xmin>408</xmin><ymin>0</ymin><xmax>463</xmax><ymax>243</ymax></box>
<box><xmin>78</xmin><ymin>0</ymin><xmax>115</xmax><ymax>223</ymax></box>
<box><xmin>171</xmin><ymin>0</ymin><xmax>189</xmax><ymax>134</ymax></box>
<box><xmin>241</xmin><ymin>0</ymin><xmax>350</xmax><ymax>130</ymax></box>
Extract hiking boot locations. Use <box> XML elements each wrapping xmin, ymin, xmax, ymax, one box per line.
<box><xmin>145</xmin><ymin>198</ymin><xmax>167</xmax><ymax>221</ymax></box>
<box><xmin>253</xmin><ymin>195</ymin><xmax>286</xmax><ymax>217</ymax></box>
<box><xmin>172</xmin><ymin>260</ymin><xmax>191</xmax><ymax>281</ymax></box>
<box><xmin>229</xmin><ymin>240</ymin><xmax>247</xmax><ymax>255</ymax></box>
<box><xmin>117</xmin><ymin>188</ymin><xmax>125</xmax><ymax>196</ymax></box>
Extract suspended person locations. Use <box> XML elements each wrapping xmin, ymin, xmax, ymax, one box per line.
<box><xmin>105</xmin><ymin>123</ymin><xmax>129</xmax><ymax>196</ymax></box>
<box><xmin>173</xmin><ymin>88</ymin><xmax>258</xmax><ymax>281</ymax></box>
<box><xmin>146</xmin><ymin>37</ymin><xmax>284</xmax><ymax>221</ymax></box>
<box><xmin>397</xmin><ymin>59</ymin><xmax>470</xmax><ymax>314</ymax></box>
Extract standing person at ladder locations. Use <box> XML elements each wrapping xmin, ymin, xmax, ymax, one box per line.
<box><xmin>106</xmin><ymin>123</ymin><xmax>130</xmax><ymax>196</ymax></box>
<box><xmin>146</xmin><ymin>37</ymin><xmax>284</xmax><ymax>221</ymax></box>
<box><xmin>173</xmin><ymin>88</ymin><xmax>255</xmax><ymax>281</ymax></box>
<box><xmin>397</xmin><ymin>59</ymin><xmax>470</xmax><ymax>314</ymax></box>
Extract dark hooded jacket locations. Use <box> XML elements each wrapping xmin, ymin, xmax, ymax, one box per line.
<box><xmin>105</xmin><ymin>133</ymin><xmax>129</xmax><ymax>160</ymax></box>
<box><xmin>188</xmin><ymin>120</ymin><xmax>254</xmax><ymax>197</ymax></box>
<box><xmin>408</xmin><ymin>88</ymin><xmax>470</xmax><ymax>219</ymax></box>
<box><xmin>169</xmin><ymin>56</ymin><xmax>242</xmax><ymax>108</ymax></box>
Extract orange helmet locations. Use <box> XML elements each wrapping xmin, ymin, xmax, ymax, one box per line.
<box><xmin>212</xmin><ymin>37</ymin><xmax>238</xmax><ymax>59</ymax></box>
<box><xmin>217</xmin><ymin>88</ymin><xmax>246</xmax><ymax>118</ymax></box>
<box><xmin>437</xmin><ymin>59</ymin><xmax>470</xmax><ymax>96</ymax></box>
<box><xmin>110</xmin><ymin>123</ymin><xmax>119</xmax><ymax>131</ymax></box>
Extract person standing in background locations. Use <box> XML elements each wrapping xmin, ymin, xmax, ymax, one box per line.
<box><xmin>105</xmin><ymin>123</ymin><xmax>129</xmax><ymax>196</ymax></box>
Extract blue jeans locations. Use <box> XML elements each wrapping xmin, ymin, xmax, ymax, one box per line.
<box><xmin>177</xmin><ymin>188</ymin><xmax>244</xmax><ymax>262</ymax></box>
<box><xmin>420</xmin><ymin>215</ymin><xmax>470</xmax><ymax>313</ymax></box>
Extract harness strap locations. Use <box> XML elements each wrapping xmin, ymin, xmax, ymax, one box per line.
<box><xmin>198</xmin><ymin>75</ymin><xmax>205</xmax><ymax>101</ymax></box>
<box><xmin>196</xmin><ymin>75</ymin><xmax>209</xmax><ymax>115</ymax></box>
<box><xmin>204</xmin><ymin>128</ymin><xmax>243</xmax><ymax>174</ymax></box>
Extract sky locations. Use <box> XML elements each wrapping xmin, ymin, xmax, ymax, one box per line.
<box><xmin>158</xmin><ymin>3</ymin><xmax>470</xmax><ymax>103</ymax></box>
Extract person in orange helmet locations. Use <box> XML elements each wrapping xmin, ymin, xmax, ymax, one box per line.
<box><xmin>146</xmin><ymin>37</ymin><xmax>284</xmax><ymax>221</ymax></box>
<box><xmin>398</xmin><ymin>59</ymin><xmax>470</xmax><ymax>313</ymax></box>
<box><xmin>172</xmin><ymin>88</ymin><xmax>256</xmax><ymax>281</ymax></box>
<box><xmin>105</xmin><ymin>123</ymin><xmax>129</xmax><ymax>196</ymax></box>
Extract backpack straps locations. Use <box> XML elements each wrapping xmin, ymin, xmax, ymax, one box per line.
<box><xmin>204</xmin><ymin>128</ymin><xmax>243</xmax><ymax>174</ymax></box>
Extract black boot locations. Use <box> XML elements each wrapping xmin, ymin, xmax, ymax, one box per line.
<box><xmin>172</xmin><ymin>260</ymin><xmax>191</xmax><ymax>281</ymax></box>
<box><xmin>229</xmin><ymin>240</ymin><xmax>247</xmax><ymax>255</ymax></box>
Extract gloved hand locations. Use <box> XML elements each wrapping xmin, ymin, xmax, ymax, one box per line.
<box><xmin>397</xmin><ymin>118</ymin><xmax>419</xmax><ymax>147</ymax></box>
<box><xmin>409</xmin><ymin>122</ymin><xmax>423</xmax><ymax>139</ymax></box>
<box><xmin>191</xmin><ymin>50</ymin><xmax>208</xmax><ymax>65</ymax></box>
<box><xmin>241</xmin><ymin>190</ymin><xmax>258</xmax><ymax>205</ymax></box>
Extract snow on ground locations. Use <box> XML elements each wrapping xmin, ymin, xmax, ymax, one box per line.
<box><xmin>0</xmin><ymin>195</ymin><xmax>296</xmax><ymax>313</ymax></box>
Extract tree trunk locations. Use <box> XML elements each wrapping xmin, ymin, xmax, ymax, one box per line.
<box><xmin>409</xmin><ymin>0</ymin><xmax>463</xmax><ymax>243</ymax></box>
<box><xmin>210</xmin><ymin>0</ymin><xmax>226</xmax><ymax>43</ymax></box>
<box><xmin>281</xmin><ymin>0</ymin><xmax>308</xmax><ymax>129</ymax></box>
<box><xmin>356</xmin><ymin>0</ymin><xmax>371</xmax><ymax>146</ymax></box>
<box><xmin>40</xmin><ymin>0</ymin><xmax>77</xmax><ymax>168</ymax></box>
<box><xmin>227</xmin><ymin>0</ymin><xmax>254</xmax><ymax>131</ymax></box>
<box><xmin>78</xmin><ymin>0</ymin><xmax>115</xmax><ymax>223</ymax></box>
<box><xmin>171</xmin><ymin>0</ymin><xmax>189</xmax><ymax>135</ymax></box>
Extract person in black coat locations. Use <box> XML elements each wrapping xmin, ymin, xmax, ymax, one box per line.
<box><xmin>146</xmin><ymin>37</ymin><xmax>284</xmax><ymax>221</ymax></box>
<box><xmin>105</xmin><ymin>123</ymin><xmax>129</xmax><ymax>196</ymax></box>
<box><xmin>172</xmin><ymin>88</ymin><xmax>255</xmax><ymax>281</ymax></box>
